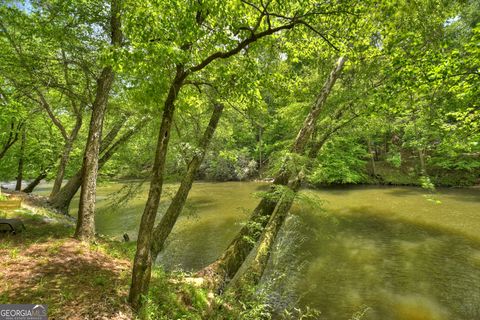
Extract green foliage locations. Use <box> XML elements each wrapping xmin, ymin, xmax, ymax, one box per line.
<box><xmin>419</xmin><ymin>176</ymin><xmax>435</xmax><ymax>191</ymax></box>
<box><xmin>140</xmin><ymin>269</ymin><xmax>209</xmax><ymax>320</ymax></box>
<box><xmin>1</xmin><ymin>0</ymin><xmax>480</xmax><ymax>317</ymax></box>
<box><xmin>280</xmin><ymin>306</ymin><xmax>322</xmax><ymax>320</ymax></box>
<box><xmin>309</xmin><ymin>137</ymin><xmax>368</xmax><ymax>185</ymax></box>
<box><xmin>201</xmin><ymin>148</ymin><xmax>257</xmax><ymax>181</ymax></box>
<box><xmin>386</xmin><ymin>152</ymin><xmax>402</xmax><ymax>168</ymax></box>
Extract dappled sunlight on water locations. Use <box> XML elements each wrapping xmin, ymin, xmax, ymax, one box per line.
<box><xmin>34</xmin><ymin>182</ymin><xmax>480</xmax><ymax>319</ymax></box>
<box><xmin>285</xmin><ymin>198</ymin><xmax>480</xmax><ymax>319</ymax></box>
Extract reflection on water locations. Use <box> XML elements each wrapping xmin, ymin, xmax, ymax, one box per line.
<box><xmin>34</xmin><ymin>182</ymin><xmax>480</xmax><ymax>319</ymax></box>
<box><xmin>284</xmin><ymin>207</ymin><xmax>480</xmax><ymax>319</ymax></box>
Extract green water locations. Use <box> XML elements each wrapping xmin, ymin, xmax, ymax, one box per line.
<box><xmin>35</xmin><ymin>182</ymin><xmax>480</xmax><ymax>319</ymax></box>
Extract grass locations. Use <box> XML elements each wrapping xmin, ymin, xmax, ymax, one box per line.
<box><xmin>0</xmin><ymin>207</ymin><xmax>133</xmax><ymax>319</ymax></box>
<box><xmin>0</xmin><ymin>203</ymin><xmax>241</xmax><ymax>320</ymax></box>
<box><xmin>0</xmin><ymin>196</ymin><xmax>323</xmax><ymax>320</ymax></box>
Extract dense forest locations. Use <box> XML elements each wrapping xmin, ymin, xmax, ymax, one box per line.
<box><xmin>0</xmin><ymin>0</ymin><xmax>479</xmax><ymax>319</ymax></box>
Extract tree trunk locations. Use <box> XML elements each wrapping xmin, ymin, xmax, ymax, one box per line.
<box><xmin>230</xmin><ymin>71</ymin><xmax>360</xmax><ymax>295</ymax></box>
<box><xmin>49</xmin><ymin>120</ymin><xmax>140</xmax><ymax>214</ymax></box>
<box><xmin>418</xmin><ymin>148</ymin><xmax>427</xmax><ymax>175</ymax></box>
<box><xmin>231</xmin><ymin>174</ymin><xmax>303</xmax><ymax>292</ymax></box>
<box><xmin>50</xmin><ymin>116</ymin><xmax>82</xmax><ymax>198</ymax></box>
<box><xmin>15</xmin><ymin>126</ymin><xmax>26</xmax><ymax>191</ymax></box>
<box><xmin>368</xmin><ymin>139</ymin><xmax>376</xmax><ymax>177</ymax></box>
<box><xmin>74</xmin><ymin>68</ymin><xmax>113</xmax><ymax>239</ymax></box>
<box><xmin>23</xmin><ymin>169</ymin><xmax>48</xmax><ymax>193</ymax></box>
<box><xmin>230</xmin><ymin>116</ymin><xmax>350</xmax><ymax>292</ymax></box>
<box><xmin>99</xmin><ymin>115</ymin><xmax>127</xmax><ymax>154</ymax></box>
<box><xmin>150</xmin><ymin>103</ymin><xmax>224</xmax><ymax>258</ymax></box>
<box><xmin>51</xmin><ymin>171</ymin><xmax>82</xmax><ymax>214</ymax></box>
<box><xmin>232</xmin><ymin>116</ymin><xmax>343</xmax><ymax>292</ymax></box>
<box><xmin>291</xmin><ymin>57</ymin><xmax>347</xmax><ymax>153</ymax></box>
<box><xmin>74</xmin><ymin>0</ymin><xmax>122</xmax><ymax>240</ymax></box>
<box><xmin>198</xmin><ymin>57</ymin><xmax>346</xmax><ymax>291</ymax></box>
<box><xmin>50</xmin><ymin>139</ymin><xmax>73</xmax><ymax>197</ymax></box>
<box><xmin>129</xmin><ymin>66</ymin><xmax>187</xmax><ymax>310</ymax></box>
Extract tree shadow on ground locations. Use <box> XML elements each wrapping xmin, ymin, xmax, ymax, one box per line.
<box><xmin>0</xmin><ymin>212</ymin><xmax>132</xmax><ymax>320</ymax></box>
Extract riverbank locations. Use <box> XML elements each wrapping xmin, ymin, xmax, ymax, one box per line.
<box><xmin>2</xmin><ymin>183</ymin><xmax>480</xmax><ymax>319</ymax></box>
<box><xmin>0</xmin><ymin>193</ymin><xmax>285</xmax><ymax>320</ymax></box>
<box><xmin>0</xmin><ymin>197</ymin><xmax>134</xmax><ymax>319</ymax></box>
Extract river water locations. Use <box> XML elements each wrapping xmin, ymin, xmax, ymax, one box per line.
<box><xmin>34</xmin><ymin>181</ymin><xmax>480</xmax><ymax>320</ymax></box>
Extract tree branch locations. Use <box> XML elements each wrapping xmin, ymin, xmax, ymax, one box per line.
<box><xmin>188</xmin><ymin>22</ymin><xmax>296</xmax><ymax>73</ymax></box>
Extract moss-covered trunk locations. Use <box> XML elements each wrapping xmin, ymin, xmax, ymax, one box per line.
<box><xmin>231</xmin><ymin>174</ymin><xmax>303</xmax><ymax>292</ymax></box>
<box><xmin>199</xmin><ymin>57</ymin><xmax>346</xmax><ymax>291</ymax></box>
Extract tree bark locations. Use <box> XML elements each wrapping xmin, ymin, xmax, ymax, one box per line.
<box><xmin>74</xmin><ymin>0</ymin><xmax>122</xmax><ymax>240</ymax></box>
<box><xmin>74</xmin><ymin>68</ymin><xmax>113</xmax><ymax>239</ymax></box>
<box><xmin>23</xmin><ymin>169</ymin><xmax>48</xmax><ymax>193</ymax></box>
<box><xmin>418</xmin><ymin>148</ymin><xmax>427</xmax><ymax>175</ymax></box>
<box><xmin>51</xmin><ymin>170</ymin><xmax>82</xmax><ymax>214</ymax></box>
<box><xmin>198</xmin><ymin>57</ymin><xmax>347</xmax><ymax>291</ymax></box>
<box><xmin>128</xmin><ymin>66</ymin><xmax>187</xmax><ymax>310</ymax></box>
<box><xmin>230</xmin><ymin>113</ymin><xmax>355</xmax><ymax>292</ymax></box>
<box><xmin>15</xmin><ymin>126</ymin><xmax>26</xmax><ymax>191</ymax></box>
<box><xmin>150</xmin><ymin>103</ymin><xmax>224</xmax><ymax>258</ymax></box>
<box><xmin>231</xmin><ymin>173</ymin><xmax>303</xmax><ymax>292</ymax></box>
<box><xmin>231</xmin><ymin>111</ymin><xmax>351</xmax><ymax>292</ymax></box>
<box><xmin>368</xmin><ymin>139</ymin><xmax>377</xmax><ymax>177</ymax></box>
<box><xmin>291</xmin><ymin>57</ymin><xmax>347</xmax><ymax>153</ymax></box>
<box><xmin>49</xmin><ymin>119</ymin><xmax>140</xmax><ymax>214</ymax></box>
<box><xmin>128</xmin><ymin>17</ymin><xmax>308</xmax><ymax>310</ymax></box>
<box><xmin>50</xmin><ymin>116</ymin><xmax>82</xmax><ymax>198</ymax></box>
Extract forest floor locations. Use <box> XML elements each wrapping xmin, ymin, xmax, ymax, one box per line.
<box><xmin>0</xmin><ymin>196</ymin><xmax>134</xmax><ymax>319</ymax></box>
<box><xmin>0</xmin><ymin>193</ymin><xmax>228</xmax><ymax>320</ymax></box>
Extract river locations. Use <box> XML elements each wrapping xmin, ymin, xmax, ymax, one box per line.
<box><xmin>33</xmin><ymin>181</ymin><xmax>480</xmax><ymax>320</ymax></box>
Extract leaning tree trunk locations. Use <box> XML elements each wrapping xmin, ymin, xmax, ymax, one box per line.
<box><xmin>50</xmin><ymin>139</ymin><xmax>74</xmax><ymax>197</ymax></box>
<box><xmin>74</xmin><ymin>0</ymin><xmax>122</xmax><ymax>240</ymax></box>
<box><xmin>229</xmin><ymin>97</ymin><xmax>362</xmax><ymax>295</ymax></box>
<box><xmin>48</xmin><ymin>116</ymin><xmax>127</xmax><ymax>212</ymax></box>
<box><xmin>229</xmin><ymin>112</ymin><xmax>353</xmax><ymax>292</ymax></box>
<box><xmin>23</xmin><ymin>169</ymin><xmax>48</xmax><ymax>193</ymax></box>
<box><xmin>230</xmin><ymin>110</ymin><xmax>354</xmax><ymax>291</ymax></box>
<box><xmin>150</xmin><ymin>103</ymin><xmax>224</xmax><ymax>258</ymax></box>
<box><xmin>129</xmin><ymin>66</ymin><xmax>187</xmax><ymax>310</ymax></box>
<box><xmin>198</xmin><ymin>57</ymin><xmax>346</xmax><ymax>291</ymax></box>
<box><xmin>49</xmin><ymin>120</ymin><xmax>139</xmax><ymax>214</ymax></box>
<box><xmin>230</xmin><ymin>173</ymin><xmax>303</xmax><ymax>293</ymax></box>
<box><xmin>15</xmin><ymin>126</ymin><xmax>26</xmax><ymax>191</ymax></box>
<box><xmin>50</xmin><ymin>114</ymin><xmax>82</xmax><ymax>198</ymax></box>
